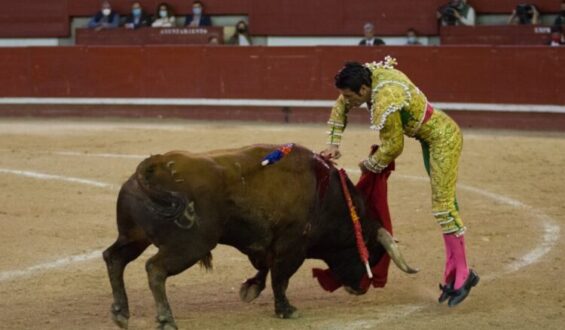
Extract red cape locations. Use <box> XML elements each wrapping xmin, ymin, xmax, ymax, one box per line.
<box><xmin>313</xmin><ymin>147</ymin><xmax>394</xmax><ymax>292</ymax></box>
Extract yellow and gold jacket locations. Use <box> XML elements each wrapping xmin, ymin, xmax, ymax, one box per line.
<box><xmin>327</xmin><ymin>56</ymin><xmax>431</xmax><ymax>172</ymax></box>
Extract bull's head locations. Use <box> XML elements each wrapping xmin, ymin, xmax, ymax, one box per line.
<box><xmin>317</xmin><ymin>171</ymin><xmax>418</xmax><ymax>295</ymax></box>
<box><xmin>322</xmin><ymin>226</ymin><xmax>417</xmax><ymax>295</ymax></box>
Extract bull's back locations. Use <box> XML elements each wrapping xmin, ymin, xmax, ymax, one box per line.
<box><xmin>214</xmin><ymin>144</ymin><xmax>318</xmax><ymax>226</ymax></box>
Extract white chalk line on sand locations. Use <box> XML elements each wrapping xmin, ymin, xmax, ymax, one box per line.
<box><xmin>0</xmin><ymin>250</ymin><xmax>103</xmax><ymax>282</ymax></box>
<box><xmin>0</xmin><ymin>153</ymin><xmax>560</xmax><ymax>328</ymax></box>
<box><xmin>0</xmin><ymin>168</ymin><xmax>117</xmax><ymax>190</ymax></box>
<box><xmin>0</xmin><ymin>167</ymin><xmax>118</xmax><ymax>283</ymax></box>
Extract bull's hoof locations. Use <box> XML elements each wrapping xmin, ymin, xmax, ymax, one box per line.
<box><xmin>276</xmin><ymin>305</ymin><xmax>300</xmax><ymax>319</ymax></box>
<box><xmin>112</xmin><ymin>313</ymin><xmax>129</xmax><ymax>329</ymax></box>
<box><xmin>111</xmin><ymin>304</ymin><xmax>129</xmax><ymax>329</ymax></box>
<box><xmin>239</xmin><ymin>280</ymin><xmax>264</xmax><ymax>303</ymax></box>
<box><xmin>157</xmin><ymin>324</ymin><xmax>178</xmax><ymax>330</ymax></box>
<box><xmin>156</xmin><ymin>315</ymin><xmax>178</xmax><ymax>330</ymax></box>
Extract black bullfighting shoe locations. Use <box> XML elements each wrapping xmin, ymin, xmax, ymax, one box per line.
<box><xmin>448</xmin><ymin>269</ymin><xmax>480</xmax><ymax>307</ymax></box>
<box><xmin>438</xmin><ymin>281</ymin><xmax>454</xmax><ymax>304</ymax></box>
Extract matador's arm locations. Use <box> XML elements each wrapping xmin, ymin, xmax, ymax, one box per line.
<box><xmin>326</xmin><ymin>95</ymin><xmax>352</xmax><ymax>146</ymax></box>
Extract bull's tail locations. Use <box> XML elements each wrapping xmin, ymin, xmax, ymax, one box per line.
<box><xmin>198</xmin><ymin>252</ymin><xmax>213</xmax><ymax>271</ymax></box>
<box><xmin>134</xmin><ymin>156</ymin><xmax>196</xmax><ymax>229</ymax></box>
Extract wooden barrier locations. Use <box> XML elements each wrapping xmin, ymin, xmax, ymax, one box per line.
<box><xmin>0</xmin><ymin>0</ymin><xmax>69</xmax><ymax>38</ymax></box>
<box><xmin>0</xmin><ymin>45</ymin><xmax>563</xmax><ymax>105</ymax></box>
<box><xmin>76</xmin><ymin>27</ymin><xmax>224</xmax><ymax>45</ymax></box>
<box><xmin>441</xmin><ymin>25</ymin><xmax>553</xmax><ymax>45</ymax></box>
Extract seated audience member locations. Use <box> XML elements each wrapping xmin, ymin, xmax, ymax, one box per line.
<box><xmin>124</xmin><ymin>1</ymin><xmax>152</xmax><ymax>29</ymax></box>
<box><xmin>508</xmin><ymin>3</ymin><xmax>540</xmax><ymax>25</ymax></box>
<box><xmin>152</xmin><ymin>3</ymin><xmax>177</xmax><ymax>28</ymax></box>
<box><xmin>359</xmin><ymin>23</ymin><xmax>385</xmax><ymax>46</ymax></box>
<box><xmin>437</xmin><ymin>0</ymin><xmax>476</xmax><ymax>26</ymax></box>
<box><xmin>185</xmin><ymin>1</ymin><xmax>212</xmax><ymax>27</ymax></box>
<box><xmin>549</xmin><ymin>26</ymin><xmax>564</xmax><ymax>46</ymax></box>
<box><xmin>208</xmin><ymin>36</ymin><xmax>220</xmax><ymax>44</ymax></box>
<box><xmin>554</xmin><ymin>1</ymin><xmax>565</xmax><ymax>28</ymax></box>
<box><xmin>228</xmin><ymin>21</ymin><xmax>252</xmax><ymax>46</ymax></box>
<box><xmin>88</xmin><ymin>1</ymin><xmax>120</xmax><ymax>30</ymax></box>
<box><xmin>406</xmin><ymin>28</ymin><xmax>422</xmax><ymax>45</ymax></box>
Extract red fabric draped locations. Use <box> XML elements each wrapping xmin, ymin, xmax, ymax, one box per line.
<box><xmin>313</xmin><ymin>146</ymin><xmax>395</xmax><ymax>292</ymax></box>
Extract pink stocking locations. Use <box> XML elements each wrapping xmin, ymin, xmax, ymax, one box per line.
<box><xmin>443</xmin><ymin>234</ymin><xmax>469</xmax><ymax>290</ymax></box>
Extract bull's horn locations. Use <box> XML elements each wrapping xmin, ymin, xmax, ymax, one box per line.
<box><xmin>166</xmin><ymin>161</ymin><xmax>176</xmax><ymax>168</ymax></box>
<box><xmin>377</xmin><ymin>228</ymin><xmax>419</xmax><ymax>274</ymax></box>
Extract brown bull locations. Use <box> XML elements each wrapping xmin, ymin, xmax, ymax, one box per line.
<box><xmin>103</xmin><ymin>144</ymin><xmax>416</xmax><ymax>329</ymax></box>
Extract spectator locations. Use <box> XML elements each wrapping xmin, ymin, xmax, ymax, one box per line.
<box><xmin>437</xmin><ymin>0</ymin><xmax>476</xmax><ymax>26</ymax></box>
<box><xmin>359</xmin><ymin>23</ymin><xmax>385</xmax><ymax>46</ymax></box>
<box><xmin>508</xmin><ymin>4</ymin><xmax>540</xmax><ymax>25</ymax></box>
<box><xmin>124</xmin><ymin>1</ymin><xmax>152</xmax><ymax>29</ymax></box>
<box><xmin>152</xmin><ymin>3</ymin><xmax>176</xmax><ymax>28</ymax></box>
<box><xmin>88</xmin><ymin>1</ymin><xmax>120</xmax><ymax>30</ymax></box>
<box><xmin>549</xmin><ymin>26</ymin><xmax>564</xmax><ymax>46</ymax></box>
<box><xmin>228</xmin><ymin>20</ymin><xmax>252</xmax><ymax>46</ymax></box>
<box><xmin>208</xmin><ymin>36</ymin><xmax>220</xmax><ymax>44</ymax></box>
<box><xmin>406</xmin><ymin>28</ymin><xmax>422</xmax><ymax>45</ymax></box>
<box><xmin>554</xmin><ymin>1</ymin><xmax>565</xmax><ymax>28</ymax></box>
<box><xmin>185</xmin><ymin>1</ymin><xmax>212</xmax><ymax>27</ymax></box>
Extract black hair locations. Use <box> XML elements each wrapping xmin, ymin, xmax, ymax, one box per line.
<box><xmin>334</xmin><ymin>62</ymin><xmax>372</xmax><ymax>94</ymax></box>
<box><xmin>193</xmin><ymin>0</ymin><xmax>204</xmax><ymax>6</ymax></box>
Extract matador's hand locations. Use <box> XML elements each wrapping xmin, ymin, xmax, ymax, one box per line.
<box><xmin>320</xmin><ymin>145</ymin><xmax>341</xmax><ymax>160</ymax></box>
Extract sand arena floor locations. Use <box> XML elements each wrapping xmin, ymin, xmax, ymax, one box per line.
<box><xmin>0</xmin><ymin>118</ymin><xmax>564</xmax><ymax>330</ymax></box>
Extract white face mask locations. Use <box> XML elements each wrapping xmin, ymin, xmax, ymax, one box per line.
<box><xmin>408</xmin><ymin>36</ymin><xmax>417</xmax><ymax>43</ymax></box>
<box><xmin>102</xmin><ymin>8</ymin><xmax>111</xmax><ymax>16</ymax></box>
<box><xmin>159</xmin><ymin>10</ymin><xmax>168</xmax><ymax>18</ymax></box>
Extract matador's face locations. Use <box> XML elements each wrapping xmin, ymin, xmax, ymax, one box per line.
<box><xmin>340</xmin><ymin>85</ymin><xmax>372</xmax><ymax>107</ymax></box>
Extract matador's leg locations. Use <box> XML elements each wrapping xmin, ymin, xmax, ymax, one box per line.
<box><xmin>420</xmin><ymin>116</ymin><xmax>478</xmax><ymax>307</ymax></box>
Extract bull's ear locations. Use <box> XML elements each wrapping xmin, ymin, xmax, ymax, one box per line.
<box><xmin>377</xmin><ymin>228</ymin><xmax>419</xmax><ymax>274</ymax></box>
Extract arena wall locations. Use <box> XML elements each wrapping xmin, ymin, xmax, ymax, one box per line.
<box><xmin>0</xmin><ymin>45</ymin><xmax>563</xmax><ymax>103</ymax></box>
<box><xmin>0</xmin><ymin>45</ymin><xmax>563</xmax><ymax>130</ymax></box>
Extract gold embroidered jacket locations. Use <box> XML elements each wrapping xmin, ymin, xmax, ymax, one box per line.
<box><xmin>327</xmin><ymin>57</ymin><xmax>430</xmax><ymax>172</ymax></box>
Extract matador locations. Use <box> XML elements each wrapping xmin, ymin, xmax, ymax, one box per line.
<box><xmin>320</xmin><ymin>56</ymin><xmax>479</xmax><ymax>307</ymax></box>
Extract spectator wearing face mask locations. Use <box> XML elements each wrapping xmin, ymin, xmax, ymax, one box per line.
<box><xmin>88</xmin><ymin>1</ymin><xmax>120</xmax><ymax>30</ymax></box>
<box><xmin>185</xmin><ymin>1</ymin><xmax>212</xmax><ymax>27</ymax></box>
<box><xmin>406</xmin><ymin>28</ymin><xmax>422</xmax><ymax>45</ymax></box>
<box><xmin>359</xmin><ymin>23</ymin><xmax>385</xmax><ymax>46</ymax></box>
<box><xmin>124</xmin><ymin>1</ymin><xmax>152</xmax><ymax>29</ymax></box>
<box><xmin>152</xmin><ymin>2</ymin><xmax>177</xmax><ymax>28</ymax></box>
<box><xmin>508</xmin><ymin>3</ymin><xmax>540</xmax><ymax>25</ymax></box>
<box><xmin>228</xmin><ymin>20</ymin><xmax>252</xmax><ymax>46</ymax></box>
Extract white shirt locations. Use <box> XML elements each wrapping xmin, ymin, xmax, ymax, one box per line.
<box><xmin>238</xmin><ymin>34</ymin><xmax>250</xmax><ymax>46</ymax></box>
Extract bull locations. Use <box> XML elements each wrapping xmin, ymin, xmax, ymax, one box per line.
<box><xmin>103</xmin><ymin>144</ymin><xmax>417</xmax><ymax>329</ymax></box>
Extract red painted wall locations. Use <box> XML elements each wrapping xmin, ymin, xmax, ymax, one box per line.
<box><xmin>0</xmin><ymin>46</ymin><xmax>563</xmax><ymax>105</ymax></box>
<box><xmin>0</xmin><ymin>0</ymin><xmax>69</xmax><ymax>38</ymax></box>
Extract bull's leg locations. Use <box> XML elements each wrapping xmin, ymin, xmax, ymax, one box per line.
<box><xmin>145</xmin><ymin>249</ymin><xmax>203</xmax><ymax>330</ymax></box>
<box><xmin>240</xmin><ymin>268</ymin><xmax>269</xmax><ymax>303</ymax></box>
<box><xmin>240</xmin><ymin>255</ymin><xmax>269</xmax><ymax>303</ymax></box>
<box><xmin>103</xmin><ymin>237</ymin><xmax>150</xmax><ymax>329</ymax></box>
<box><xmin>270</xmin><ymin>253</ymin><xmax>305</xmax><ymax>319</ymax></box>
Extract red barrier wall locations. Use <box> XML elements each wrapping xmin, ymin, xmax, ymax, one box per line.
<box><xmin>1</xmin><ymin>46</ymin><xmax>563</xmax><ymax>105</ymax></box>
<box><xmin>0</xmin><ymin>0</ymin><xmax>69</xmax><ymax>38</ymax></box>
